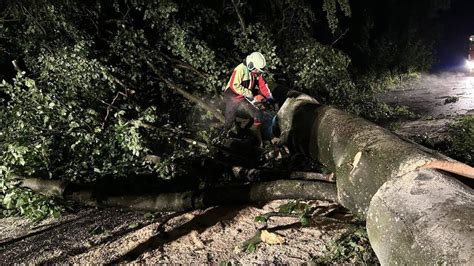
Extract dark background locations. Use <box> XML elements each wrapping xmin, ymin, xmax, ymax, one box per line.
<box><xmin>434</xmin><ymin>0</ymin><xmax>474</xmax><ymax>71</ymax></box>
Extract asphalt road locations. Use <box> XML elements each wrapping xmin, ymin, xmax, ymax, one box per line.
<box><xmin>381</xmin><ymin>72</ymin><xmax>474</xmax><ymax>117</ymax></box>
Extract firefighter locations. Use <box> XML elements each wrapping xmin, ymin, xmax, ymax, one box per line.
<box><xmin>222</xmin><ymin>52</ymin><xmax>274</xmax><ymax>140</ymax></box>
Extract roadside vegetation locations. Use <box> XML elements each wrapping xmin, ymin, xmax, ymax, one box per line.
<box><xmin>313</xmin><ymin>225</ymin><xmax>378</xmax><ymax>264</ymax></box>
<box><xmin>449</xmin><ymin>115</ymin><xmax>474</xmax><ymax>166</ymax></box>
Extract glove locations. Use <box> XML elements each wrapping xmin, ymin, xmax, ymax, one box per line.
<box><xmin>245</xmin><ymin>95</ymin><xmax>254</xmax><ymax>102</ymax></box>
<box><xmin>266</xmin><ymin>97</ymin><xmax>275</xmax><ymax>104</ymax></box>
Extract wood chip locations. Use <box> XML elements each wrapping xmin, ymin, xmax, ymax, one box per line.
<box><xmin>260</xmin><ymin>230</ymin><xmax>285</xmax><ymax>245</ymax></box>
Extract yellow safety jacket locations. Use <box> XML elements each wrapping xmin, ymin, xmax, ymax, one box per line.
<box><xmin>226</xmin><ymin>63</ymin><xmax>256</xmax><ymax>99</ymax></box>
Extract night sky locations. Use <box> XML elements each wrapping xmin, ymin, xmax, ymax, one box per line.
<box><xmin>434</xmin><ymin>0</ymin><xmax>474</xmax><ymax>70</ymax></box>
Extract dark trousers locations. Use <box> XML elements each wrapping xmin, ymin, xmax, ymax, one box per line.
<box><xmin>224</xmin><ymin>89</ymin><xmax>262</xmax><ymax>131</ymax></box>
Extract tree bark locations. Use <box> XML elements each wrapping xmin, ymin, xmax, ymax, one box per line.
<box><xmin>18</xmin><ymin>178</ymin><xmax>67</xmax><ymax>197</ymax></box>
<box><xmin>367</xmin><ymin>168</ymin><xmax>474</xmax><ymax>265</ymax></box>
<box><xmin>230</xmin><ymin>166</ymin><xmax>335</xmax><ymax>182</ymax></box>
<box><xmin>95</xmin><ymin>180</ymin><xmax>337</xmax><ymax>211</ymax></box>
<box><xmin>274</xmin><ymin>92</ymin><xmax>474</xmax><ymax>264</ymax></box>
<box><xmin>18</xmin><ymin>178</ymin><xmax>337</xmax><ymax>212</ymax></box>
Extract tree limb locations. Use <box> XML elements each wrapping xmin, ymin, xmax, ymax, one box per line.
<box><xmin>158</xmin><ymin>51</ymin><xmax>210</xmax><ymax>79</ymax></box>
<box><xmin>18</xmin><ymin>178</ymin><xmax>338</xmax><ymax>212</ymax></box>
<box><xmin>101</xmin><ymin>91</ymin><xmax>124</xmax><ymax>128</ymax></box>
<box><xmin>92</xmin><ymin>179</ymin><xmax>338</xmax><ymax>211</ymax></box>
<box><xmin>331</xmin><ymin>28</ymin><xmax>349</xmax><ymax>47</ymax></box>
<box><xmin>12</xmin><ymin>60</ymin><xmax>22</xmax><ymax>72</ymax></box>
<box><xmin>231</xmin><ymin>166</ymin><xmax>335</xmax><ymax>183</ymax></box>
<box><xmin>97</xmin><ymin>70</ymin><xmax>136</xmax><ymax>128</ymax></box>
<box><xmin>182</xmin><ymin>137</ymin><xmax>208</xmax><ymax>150</ymax></box>
<box><xmin>18</xmin><ymin>178</ymin><xmax>67</xmax><ymax>197</ymax></box>
<box><xmin>146</xmin><ymin>60</ymin><xmax>225</xmax><ymax>123</ymax></box>
<box><xmin>231</xmin><ymin>0</ymin><xmax>247</xmax><ymax>35</ymax></box>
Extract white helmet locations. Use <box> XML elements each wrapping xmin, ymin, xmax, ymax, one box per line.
<box><xmin>246</xmin><ymin>52</ymin><xmax>266</xmax><ymax>72</ymax></box>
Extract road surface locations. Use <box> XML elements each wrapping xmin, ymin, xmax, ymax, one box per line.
<box><xmin>381</xmin><ymin>72</ymin><xmax>474</xmax><ymax>117</ymax></box>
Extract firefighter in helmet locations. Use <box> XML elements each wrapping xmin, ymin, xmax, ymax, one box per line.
<box><xmin>223</xmin><ymin>52</ymin><xmax>274</xmax><ymax>138</ymax></box>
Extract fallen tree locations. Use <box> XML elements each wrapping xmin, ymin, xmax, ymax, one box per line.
<box><xmin>18</xmin><ymin>178</ymin><xmax>337</xmax><ymax>212</ymax></box>
<box><xmin>12</xmin><ymin>91</ymin><xmax>474</xmax><ymax>264</ymax></box>
<box><xmin>274</xmin><ymin>92</ymin><xmax>474</xmax><ymax>264</ymax></box>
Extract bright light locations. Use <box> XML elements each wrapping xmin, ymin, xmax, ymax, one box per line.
<box><xmin>466</xmin><ymin>60</ymin><xmax>474</xmax><ymax>70</ymax></box>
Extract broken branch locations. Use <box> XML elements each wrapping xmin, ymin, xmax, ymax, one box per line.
<box><xmin>146</xmin><ymin>60</ymin><xmax>225</xmax><ymax>123</ymax></box>
<box><xmin>231</xmin><ymin>0</ymin><xmax>247</xmax><ymax>35</ymax></box>
<box><xmin>18</xmin><ymin>178</ymin><xmax>338</xmax><ymax>212</ymax></box>
<box><xmin>231</xmin><ymin>166</ymin><xmax>335</xmax><ymax>183</ymax></box>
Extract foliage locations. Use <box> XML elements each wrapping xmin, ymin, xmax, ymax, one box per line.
<box><xmin>0</xmin><ymin>72</ymin><xmax>158</xmax><ymax>183</ymax></box>
<box><xmin>0</xmin><ymin>0</ymin><xmax>217</xmax><ymax>220</ymax></box>
<box><xmin>231</xmin><ymin>22</ymin><xmax>282</xmax><ymax>74</ymax></box>
<box><xmin>0</xmin><ymin>0</ymin><xmax>355</xmax><ymax>220</ymax></box>
<box><xmin>255</xmin><ymin>200</ymin><xmax>313</xmax><ymax>226</ymax></box>
<box><xmin>0</xmin><ymin>1</ymin><xmax>223</xmax><ymax>177</ymax></box>
<box><xmin>313</xmin><ymin>225</ymin><xmax>379</xmax><ymax>264</ymax></box>
<box><xmin>259</xmin><ymin>0</ymin><xmax>316</xmax><ymax>41</ymax></box>
<box><xmin>283</xmin><ymin>40</ymin><xmax>398</xmax><ymax>119</ymax></box>
<box><xmin>284</xmin><ymin>40</ymin><xmax>354</xmax><ymax>105</ymax></box>
<box><xmin>0</xmin><ymin>0</ymin><xmax>450</xmax><ymax>221</ymax></box>
<box><xmin>323</xmin><ymin>0</ymin><xmax>352</xmax><ymax>34</ymax></box>
<box><xmin>0</xmin><ymin>167</ymin><xmax>64</xmax><ymax>221</ymax></box>
<box><xmin>448</xmin><ymin>115</ymin><xmax>474</xmax><ymax>165</ymax></box>
<box><xmin>240</xmin><ymin>229</ymin><xmax>262</xmax><ymax>253</ymax></box>
<box><xmin>410</xmin><ymin>115</ymin><xmax>474</xmax><ymax>166</ymax></box>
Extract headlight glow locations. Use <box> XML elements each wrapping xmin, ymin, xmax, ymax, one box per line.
<box><xmin>466</xmin><ymin>60</ymin><xmax>474</xmax><ymax>69</ymax></box>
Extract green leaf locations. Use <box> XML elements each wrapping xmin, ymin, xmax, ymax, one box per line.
<box><xmin>51</xmin><ymin>209</ymin><xmax>61</xmax><ymax>218</ymax></box>
<box><xmin>144</xmin><ymin>212</ymin><xmax>156</xmax><ymax>220</ymax></box>
<box><xmin>254</xmin><ymin>215</ymin><xmax>267</xmax><ymax>223</ymax></box>
<box><xmin>245</xmin><ymin>243</ymin><xmax>257</xmax><ymax>253</ymax></box>
<box><xmin>128</xmin><ymin>222</ymin><xmax>139</xmax><ymax>229</ymax></box>
<box><xmin>278</xmin><ymin>201</ymin><xmax>296</xmax><ymax>214</ymax></box>
<box><xmin>3</xmin><ymin>193</ymin><xmax>14</xmax><ymax>209</ymax></box>
<box><xmin>25</xmin><ymin>79</ymin><xmax>35</xmax><ymax>88</ymax></box>
<box><xmin>300</xmin><ymin>215</ymin><xmax>310</xmax><ymax>226</ymax></box>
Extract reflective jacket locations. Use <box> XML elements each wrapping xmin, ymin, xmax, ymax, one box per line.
<box><xmin>225</xmin><ymin>63</ymin><xmax>273</xmax><ymax>101</ymax></box>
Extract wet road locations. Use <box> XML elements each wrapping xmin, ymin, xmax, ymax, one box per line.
<box><xmin>381</xmin><ymin>72</ymin><xmax>474</xmax><ymax>117</ymax></box>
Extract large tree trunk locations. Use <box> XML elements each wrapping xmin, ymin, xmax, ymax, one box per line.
<box><xmin>367</xmin><ymin>168</ymin><xmax>473</xmax><ymax>264</ymax></box>
<box><xmin>275</xmin><ymin>92</ymin><xmax>474</xmax><ymax>264</ymax></box>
